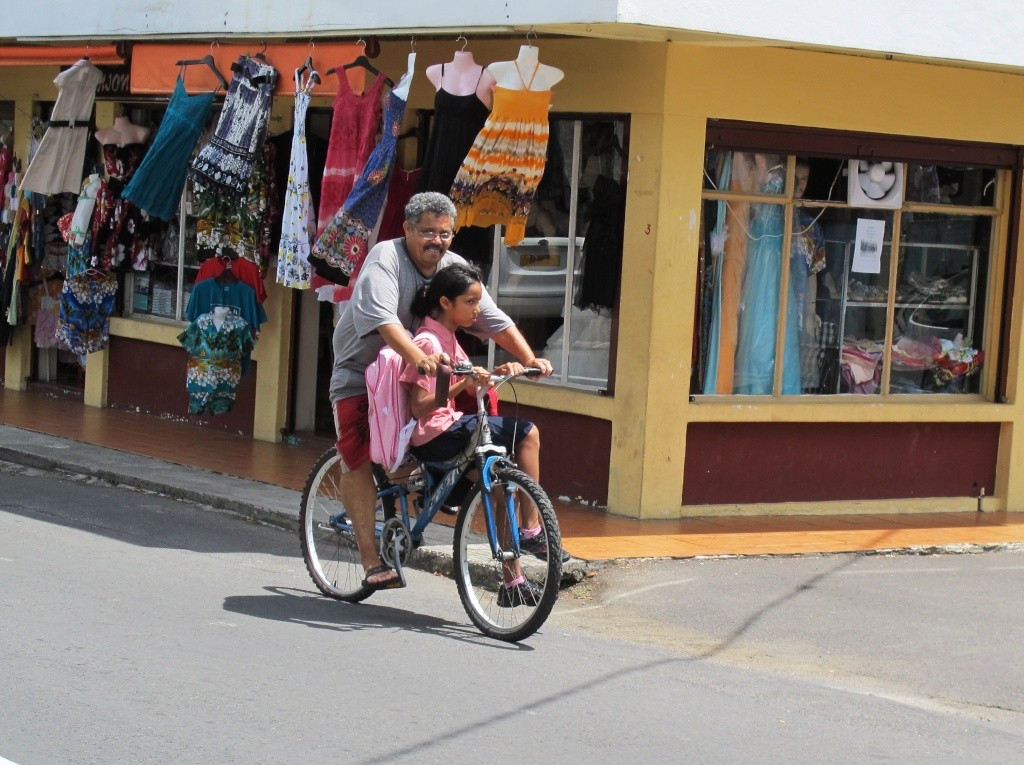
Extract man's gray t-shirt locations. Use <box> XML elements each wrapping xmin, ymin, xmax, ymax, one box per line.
<box><xmin>329</xmin><ymin>237</ymin><xmax>513</xmax><ymax>403</ymax></box>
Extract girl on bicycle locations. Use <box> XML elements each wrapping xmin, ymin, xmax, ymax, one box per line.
<box><xmin>400</xmin><ymin>262</ymin><xmax>565</xmax><ymax>606</ymax></box>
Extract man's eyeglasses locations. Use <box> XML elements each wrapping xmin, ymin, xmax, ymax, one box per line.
<box><xmin>414</xmin><ymin>228</ymin><xmax>454</xmax><ymax>242</ymax></box>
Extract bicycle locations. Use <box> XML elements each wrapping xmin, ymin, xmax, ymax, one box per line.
<box><xmin>299</xmin><ymin>362</ymin><xmax>564</xmax><ymax>642</ymax></box>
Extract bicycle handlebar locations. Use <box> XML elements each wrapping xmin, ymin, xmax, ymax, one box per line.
<box><xmin>432</xmin><ymin>362</ymin><xmax>542</xmax><ymax>406</ymax></box>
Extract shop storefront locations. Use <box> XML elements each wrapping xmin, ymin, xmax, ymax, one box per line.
<box><xmin>3</xmin><ymin>6</ymin><xmax>1024</xmax><ymax>520</ymax></box>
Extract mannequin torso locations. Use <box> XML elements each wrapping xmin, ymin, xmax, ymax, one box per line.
<box><xmin>425</xmin><ymin>50</ymin><xmax>493</xmax><ymax>106</ymax></box>
<box><xmin>486</xmin><ymin>45</ymin><xmax>564</xmax><ymax>92</ymax></box>
<box><xmin>94</xmin><ymin>116</ymin><xmax>150</xmax><ymax>146</ymax></box>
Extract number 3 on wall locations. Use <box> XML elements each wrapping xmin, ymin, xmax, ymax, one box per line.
<box><xmin>645</xmin><ymin>224</ymin><xmax>651</xmax><ymax>235</ymax></box>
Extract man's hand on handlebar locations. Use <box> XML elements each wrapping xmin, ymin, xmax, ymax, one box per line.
<box><xmin>494</xmin><ymin>356</ymin><xmax>553</xmax><ymax>377</ymax></box>
<box><xmin>414</xmin><ymin>352</ymin><xmax>451</xmax><ymax>377</ymax></box>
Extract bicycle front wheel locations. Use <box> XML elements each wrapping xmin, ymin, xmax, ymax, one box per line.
<box><xmin>299</xmin><ymin>447</ymin><xmax>372</xmax><ymax>603</ymax></box>
<box><xmin>453</xmin><ymin>466</ymin><xmax>562</xmax><ymax>642</ymax></box>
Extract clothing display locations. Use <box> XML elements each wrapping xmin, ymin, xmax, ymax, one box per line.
<box><xmin>21</xmin><ymin>59</ymin><xmax>104</xmax><ymax>196</ymax></box>
<box><xmin>178</xmin><ymin>311</ymin><xmax>255</xmax><ymax>415</ymax></box>
<box><xmin>312</xmin><ymin>56</ymin><xmax>415</xmax><ymax>295</ymax></box>
<box><xmin>417</xmin><ymin>65</ymin><xmax>490</xmax><ymax>194</ymax></box>
<box><xmin>734</xmin><ymin>168</ymin><xmax>798</xmax><ymax>395</ymax></box>
<box><xmin>276</xmin><ymin>67</ymin><xmax>318</xmax><ymax>290</ymax></box>
<box><xmin>196</xmin><ymin>255</ymin><xmax>267</xmax><ymax>304</ymax></box>
<box><xmin>55</xmin><ymin>271</ymin><xmax>119</xmax><ymax>355</ymax></box>
<box><xmin>316</xmin><ymin>70</ymin><xmax>387</xmax><ymax>235</ymax></box>
<box><xmin>378</xmin><ymin>167</ymin><xmax>421</xmax><ymax>241</ymax></box>
<box><xmin>90</xmin><ymin>143</ymin><xmax>156</xmax><ymax>272</ymax></box>
<box><xmin>122</xmin><ymin>77</ymin><xmax>215</xmax><ymax>221</ymax></box>
<box><xmin>33</xmin><ymin>279</ymin><xmax>62</xmax><ymax>350</ymax></box>
<box><xmin>193</xmin><ymin>141</ymin><xmax>278</xmax><ymax>275</ymax></box>
<box><xmin>189</xmin><ymin>55</ymin><xmax>278</xmax><ymax>197</ymax></box>
<box><xmin>450</xmin><ymin>69</ymin><xmax>552</xmax><ymax>246</ymax></box>
<box><xmin>185</xmin><ymin>277</ymin><xmax>267</xmax><ymax>337</ymax></box>
<box><xmin>68</xmin><ymin>173</ymin><xmax>101</xmax><ymax>248</ymax></box>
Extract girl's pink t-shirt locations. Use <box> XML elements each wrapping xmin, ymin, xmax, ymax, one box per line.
<box><xmin>399</xmin><ymin>316</ymin><xmax>470</xmax><ymax>447</ymax></box>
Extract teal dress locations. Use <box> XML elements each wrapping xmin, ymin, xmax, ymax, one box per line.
<box><xmin>122</xmin><ymin>77</ymin><xmax>215</xmax><ymax>221</ymax></box>
<box><xmin>733</xmin><ymin>169</ymin><xmax>800</xmax><ymax>395</ymax></box>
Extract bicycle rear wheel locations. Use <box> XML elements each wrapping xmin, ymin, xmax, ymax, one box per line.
<box><xmin>299</xmin><ymin>447</ymin><xmax>372</xmax><ymax>602</ymax></box>
<box><xmin>453</xmin><ymin>465</ymin><xmax>562</xmax><ymax>642</ymax></box>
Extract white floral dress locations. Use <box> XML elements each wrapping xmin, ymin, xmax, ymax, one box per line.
<box><xmin>276</xmin><ymin>67</ymin><xmax>318</xmax><ymax>289</ymax></box>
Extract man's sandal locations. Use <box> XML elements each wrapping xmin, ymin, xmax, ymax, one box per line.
<box><xmin>362</xmin><ymin>564</ymin><xmax>405</xmax><ymax>591</ymax></box>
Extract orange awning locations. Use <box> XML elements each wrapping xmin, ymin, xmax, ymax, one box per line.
<box><xmin>131</xmin><ymin>43</ymin><xmax>368</xmax><ymax>96</ymax></box>
<box><xmin>0</xmin><ymin>45</ymin><xmax>124</xmax><ymax>66</ymax></box>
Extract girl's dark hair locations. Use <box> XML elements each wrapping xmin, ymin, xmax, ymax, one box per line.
<box><xmin>411</xmin><ymin>262</ymin><xmax>483</xmax><ymax>318</ymax></box>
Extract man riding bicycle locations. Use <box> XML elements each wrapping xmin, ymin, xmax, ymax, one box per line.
<box><xmin>329</xmin><ymin>191</ymin><xmax>553</xmax><ymax>591</ymax></box>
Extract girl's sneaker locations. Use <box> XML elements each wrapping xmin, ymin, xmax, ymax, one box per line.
<box><xmin>497</xmin><ymin>578</ymin><xmax>545</xmax><ymax>608</ymax></box>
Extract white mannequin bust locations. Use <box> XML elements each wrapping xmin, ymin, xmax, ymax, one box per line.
<box><xmin>425</xmin><ymin>50</ymin><xmax>494</xmax><ymax>106</ymax></box>
<box><xmin>211</xmin><ymin>305</ymin><xmax>230</xmax><ymax>329</ymax></box>
<box><xmin>94</xmin><ymin>116</ymin><xmax>150</xmax><ymax>147</ymax></box>
<box><xmin>487</xmin><ymin>45</ymin><xmax>564</xmax><ymax>92</ymax></box>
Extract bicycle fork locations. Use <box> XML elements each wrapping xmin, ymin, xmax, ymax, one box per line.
<box><xmin>480</xmin><ymin>456</ymin><xmax>522</xmax><ymax>562</ymax></box>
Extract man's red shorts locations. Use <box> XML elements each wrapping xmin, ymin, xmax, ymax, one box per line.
<box><xmin>332</xmin><ymin>395</ymin><xmax>370</xmax><ymax>472</ymax></box>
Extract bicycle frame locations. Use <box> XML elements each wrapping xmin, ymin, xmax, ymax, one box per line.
<box><xmin>370</xmin><ymin>367</ymin><xmax>535</xmax><ymax>561</ymax></box>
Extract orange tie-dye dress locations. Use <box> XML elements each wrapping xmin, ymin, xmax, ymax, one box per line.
<box><xmin>450</xmin><ymin>65</ymin><xmax>551</xmax><ymax>246</ymax></box>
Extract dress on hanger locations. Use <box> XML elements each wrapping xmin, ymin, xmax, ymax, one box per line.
<box><xmin>417</xmin><ymin>64</ymin><xmax>489</xmax><ymax>194</ymax></box>
<box><xmin>192</xmin><ymin>140</ymin><xmax>277</xmax><ymax>275</ymax></box>
<box><xmin>276</xmin><ymin>67</ymin><xmax>318</xmax><ymax>290</ymax></box>
<box><xmin>90</xmin><ymin>143</ymin><xmax>155</xmax><ymax>272</ymax></box>
<box><xmin>21</xmin><ymin>59</ymin><xmax>104</xmax><ymax>196</ymax></box>
<box><xmin>122</xmin><ymin>77</ymin><xmax>215</xmax><ymax>221</ymax></box>
<box><xmin>189</xmin><ymin>55</ymin><xmax>278</xmax><ymax>197</ymax></box>
<box><xmin>450</xmin><ymin>62</ymin><xmax>551</xmax><ymax>246</ymax></box>
<box><xmin>316</xmin><ymin>70</ymin><xmax>387</xmax><ymax>234</ymax></box>
<box><xmin>312</xmin><ymin>56</ymin><xmax>415</xmax><ymax>299</ymax></box>
<box><xmin>378</xmin><ymin>167</ymin><xmax>421</xmax><ymax>240</ymax></box>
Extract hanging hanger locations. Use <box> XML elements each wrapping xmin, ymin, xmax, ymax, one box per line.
<box><xmin>254</xmin><ymin>41</ymin><xmax>269</xmax><ymax>63</ymax></box>
<box><xmin>215</xmin><ymin>254</ymin><xmax>238</xmax><ymax>284</ymax></box>
<box><xmin>176</xmin><ymin>53</ymin><xmax>229</xmax><ymax>90</ymax></box>
<box><xmin>457</xmin><ymin>34</ymin><xmax>469</xmax><ymax>52</ymax></box>
<box><xmin>296</xmin><ymin>41</ymin><xmax>321</xmax><ymax>85</ymax></box>
<box><xmin>397</xmin><ymin>126</ymin><xmax>425</xmax><ymax>142</ymax></box>
<box><xmin>326</xmin><ymin>38</ymin><xmax>394</xmax><ymax>88</ymax></box>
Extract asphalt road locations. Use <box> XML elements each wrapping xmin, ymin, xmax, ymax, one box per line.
<box><xmin>2</xmin><ymin>461</ymin><xmax>1022</xmax><ymax>764</ymax></box>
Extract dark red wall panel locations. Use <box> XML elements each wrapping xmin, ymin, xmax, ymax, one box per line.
<box><xmin>514</xmin><ymin>404</ymin><xmax>610</xmax><ymax>505</ymax></box>
<box><xmin>107</xmin><ymin>336</ymin><xmax>257</xmax><ymax>435</ymax></box>
<box><xmin>684</xmin><ymin>422</ymin><xmax>999</xmax><ymax>505</ymax></box>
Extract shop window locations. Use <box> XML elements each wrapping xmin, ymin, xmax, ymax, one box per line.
<box><xmin>694</xmin><ymin>146</ymin><xmax>1002</xmax><ymax>397</ymax></box>
<box><xmin>486</xmin><ymin>115</ymin><xmax>629</xmax><ymax>391</ymax></box>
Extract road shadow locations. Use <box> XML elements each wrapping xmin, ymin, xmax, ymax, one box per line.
<box><xmin>222</xmin><ymin>585</ymin><xmax>534</xmax><ymax>650</ymax></box>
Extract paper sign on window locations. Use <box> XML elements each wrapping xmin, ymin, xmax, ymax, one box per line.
<box><xmin>851</xmin><ymin>218</ymin><xmax>885</xmax><ymax>274</ymax></box>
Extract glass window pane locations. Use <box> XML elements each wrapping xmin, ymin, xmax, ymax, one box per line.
<box><xmin>891</xmin><ymin>213</ymin><xmax>989</xmax><ymax>394</ymax></box>
<box><xmin>798</xmin><ymin>208</ymin><xmax>895</xmax><ymax>395</ymax></box>
<box><xmin>794</xmin><ymin>156</ymin><xmax>848</xmax><ymax>203</ymax></box>
<box><xmin>905</xmin><ymin>165</ymin><xmax>997</xmax><ymax>207</ymax></box>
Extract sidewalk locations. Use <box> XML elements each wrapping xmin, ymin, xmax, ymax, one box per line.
<box><xmin>3</xmin><ymin>386</ymin><xmax>1024</xmax><ymax>563</ymax></box>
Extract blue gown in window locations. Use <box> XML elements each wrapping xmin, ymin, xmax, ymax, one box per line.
<box><xmin>734</xmin><ymin>168</ymin><xmax>800</xmax><ymax>395</ymax></box>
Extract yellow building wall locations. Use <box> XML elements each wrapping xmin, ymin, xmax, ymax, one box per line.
<box><xmin>639</xmin><ymin>44</ymin><xmax>1024</xmax><ymax>518</ymax></box>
